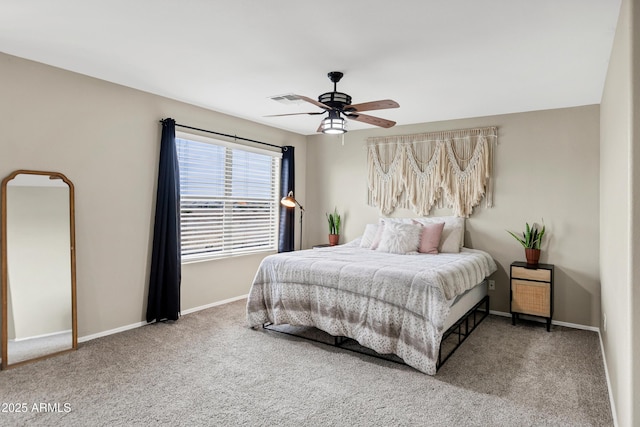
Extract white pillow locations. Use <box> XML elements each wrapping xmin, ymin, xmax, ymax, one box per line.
<box><xmin>360</xmin><ymin>223</ymin><xmax>379</xmax><ymax>249</ymax></box>
<box><xmin>370</xmin><ymin>219</ymin><xmax>386</xmax><ymax>250</ymax></box>
<box><xmin>440</xmin><ymin>223</ymin><xmax>463</xmax><ymax>253</ymax></box>
<box><xmin>376</xmin><ymin>222</ymin><xmax>422</xmax><ymax>254</ymax></box>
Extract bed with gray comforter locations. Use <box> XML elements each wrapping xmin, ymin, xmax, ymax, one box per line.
<box><xmin>246</xmin><ymin>242</ymin><xmax>497</xmax><ymax>374</ymax></box>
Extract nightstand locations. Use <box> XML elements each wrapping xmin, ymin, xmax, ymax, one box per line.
<box><xmin>510</xmin><ymin>261</ymin><xmax>554</xmax><ymax>331</ymax></box>
<box><xmin>312</xmin><ymin>244</ymin><xmax>331</xmax><ymax>249</ymax></box>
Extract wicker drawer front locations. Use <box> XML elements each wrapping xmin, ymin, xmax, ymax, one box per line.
<box><xmin>511</xmin><ymin>266</ymin><xmax>551</xmax><ymax>282</ymax></box>
<box><xmin>512</xmin><ymin>279</ymin><xmax>550</xmax><ymax>317</ymax></box>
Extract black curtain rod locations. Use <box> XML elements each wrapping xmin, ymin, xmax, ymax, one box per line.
<box><xmin>160</xmin><ymin>119</ymin><xmax>284</xmax><ymax>151</ymax></box>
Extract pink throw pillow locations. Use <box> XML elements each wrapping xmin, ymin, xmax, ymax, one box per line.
<box><xmin>417</xmin><ymin>221</ymin><xmax>444</xmax><ymax>254</ymax></box>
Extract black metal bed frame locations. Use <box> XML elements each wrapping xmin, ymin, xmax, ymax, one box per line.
<box><xmin>262</xmin><ymin>295</ymin><xmax>490</xmax><ymax>372</ymax></box>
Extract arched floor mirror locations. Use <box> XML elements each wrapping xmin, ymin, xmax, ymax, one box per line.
<box><xmin>1</xmin><ymin>170</ymin><xmax>77</xmax><ymax>369</ymax></box>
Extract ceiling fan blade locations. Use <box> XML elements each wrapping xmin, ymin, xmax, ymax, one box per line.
<box><xmin>264</xmin><ymin>112</ymin><xmax>324</xmax><ymax>117</ymax></box>
<box><xmin>296</xmin><ymin>95</ymin><xmax>332</xmax><ymax>111</ymax></box>
<box><xmin>345</xmin><ymin>99</ymin><xmax>399</xmax><ymax>113</ymax></box>
<box><xmin>346</xmin><ymin>112</ymin><xmax>396</xmax><ymax>128</ymax></box>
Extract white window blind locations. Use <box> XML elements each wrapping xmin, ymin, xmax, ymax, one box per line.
<box><xmin>176</xmin><ymin>132</ymin><xmax>281</xmax><ymax>262</ymax></box>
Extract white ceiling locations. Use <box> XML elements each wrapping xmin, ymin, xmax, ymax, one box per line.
<box><xmin>0</xmin><ymin>0</ymin><xmax>621</xmax><ymax>135</ymax></box>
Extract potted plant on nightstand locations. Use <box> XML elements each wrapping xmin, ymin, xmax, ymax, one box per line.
<box><xmin>507</xmin><ymin>221</ymin><xmax>546</xmax><ymax>266</ymax></box>
<box><xmin>327</xmin><ymin>208</ymin><xmax>341</xmax><ymax>246</ymax></box>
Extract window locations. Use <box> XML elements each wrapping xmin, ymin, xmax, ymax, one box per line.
<box><xmin>176</xmin><ymin>132</ymin><xmax>281</xmax><ymax>262</ymax></box>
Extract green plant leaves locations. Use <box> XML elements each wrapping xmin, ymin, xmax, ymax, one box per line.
<box><xmin>326</xmin><ymin>207</ymin><xmax>341</xmax><ymax>235</ymax></box>
<box><xmin>507</xmin><ymin>221</ymin><xmax>546</xmax><ymax>249</ymax></box>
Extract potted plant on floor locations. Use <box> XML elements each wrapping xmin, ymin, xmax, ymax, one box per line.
<box><xmin>507</xmin><ymin>221</ymin><xmax>546</xmax><ymax>266</ymax></box>
<box><xmin>327</xmin><ymin>208</ymin><xmax>341</xmax><ymax>246</ymax></box>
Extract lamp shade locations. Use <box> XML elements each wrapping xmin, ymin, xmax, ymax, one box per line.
<box><xmin>281</xmin><ymin>191</ymin><xmax>304</xmax><ymax>210</ymax></box>
<box><xmin>320</xmin><ymin>110</ymin><xmax>347</xmax><ymax>135</ymax></box>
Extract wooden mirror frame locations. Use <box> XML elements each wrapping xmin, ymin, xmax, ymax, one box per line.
<box><xmin>1</xmin><ymin>170</ymin><xmax>77</xmax><ymax>369</ymax></box>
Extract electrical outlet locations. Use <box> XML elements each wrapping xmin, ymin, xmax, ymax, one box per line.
<box><xmin>488</xmin><ymin>280</ymin><xmax>495</xmax><ymax>290</ymax></box>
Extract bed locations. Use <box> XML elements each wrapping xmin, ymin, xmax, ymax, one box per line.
<box><xmin>246</xmin><ymin>217</ymin><xmax>497</xmax><ymax>375</ymax></box>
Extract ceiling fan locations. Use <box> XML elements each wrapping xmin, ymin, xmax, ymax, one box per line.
<box><xmin>268</xmin><ymin>71</ymin><xmax>400</xmax><ymax>134</ymax></box>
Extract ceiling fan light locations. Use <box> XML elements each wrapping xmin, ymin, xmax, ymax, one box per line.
<box><xmin>321</xmin><ymin>117</ymin><xmax>347</xmax><ymax>134</ymax></box>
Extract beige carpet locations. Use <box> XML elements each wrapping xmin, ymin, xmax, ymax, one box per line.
<box><xmin>0</xmin><ymin>299</ymin><xmax>612</xmax><ymax>426</ymax></box>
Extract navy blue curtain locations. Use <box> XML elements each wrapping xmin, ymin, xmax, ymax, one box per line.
<box><xmin>146</xmin><ymin>118</ymin><xmax>181</xmax><ymax>322</ymax></box>
<box><xmin>278</xmin><ymin>146</ymin><xmax>295</xmax><ymax>252</ymax></box>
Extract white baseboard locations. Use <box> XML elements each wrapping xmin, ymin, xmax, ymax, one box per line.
<box><xmin>489</xmin><ymin>310</ymin><xmax>599</xmax><ymax>332</ymax></box>
<box><xmin>598</xmin><ymin>329</ymin><xmax>619</xmax><ymax>427</ymax></box>
<box><xmin>78</xmin><ymin>321</ymin><xmax>147</xmax><ymax>343</ymax></box>
<box><xmin>78</xmin><ymin>294</ymin><xmax>248</xmax><ymax>343</ymax></box>
<box><xmin>180</xmin><ymin>294</ymin><xmax>247</xmax><ymax>315</ymax></box>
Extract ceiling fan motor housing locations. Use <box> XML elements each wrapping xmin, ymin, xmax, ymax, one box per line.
<box><xmin>318</xmin><ymin>91</ymin><xmax>352</xmax><ymax>109</ymax></box>
<box><xmin>319</xmin><ymin>71</ymin><xmax>351</xmax><ymax>109</ymax></box>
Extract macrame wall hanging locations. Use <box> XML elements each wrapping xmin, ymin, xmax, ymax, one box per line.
<box><xmin>367</xmin><ymin>126</ymin><xmax>497</xmax><ymax>218</ymax></box>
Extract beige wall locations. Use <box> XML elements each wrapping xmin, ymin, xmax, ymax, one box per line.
<box><xmin>0</xmin><ymin>52</ymin><xmax>307</xmax><ymax>338</ymax></box>
<box><xmin>600</xmin><ymin>0</ymin><xmax>638</xmax><ymax>425</ymax></box>
<box><xmin>307</xmin><ymin>105</ymin><xmax>601</xmax><ymax>328</ymax></box>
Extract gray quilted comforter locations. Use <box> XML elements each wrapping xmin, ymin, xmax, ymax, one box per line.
<box><xmin>246</xmin><ymin>243</ymin><xmax>497</xmax><ymax>374</ymax></box>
